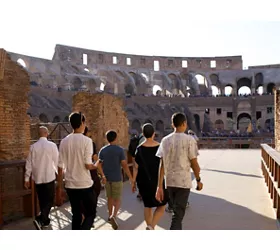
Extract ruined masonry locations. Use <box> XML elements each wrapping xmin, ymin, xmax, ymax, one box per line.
<box><xmin>72</xmin><ymin>92</ymin><xmax>129</xmax><ymax>151</ymax></box>
<box><xmin>0</xmin><ymin>49</ymin><xmax>30</xmax><ymax>161</ymax></box>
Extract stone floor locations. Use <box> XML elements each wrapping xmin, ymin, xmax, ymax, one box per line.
<box><xmin>3</xmin><ymin>149</ymin><xmax>278</xmax><ymax>230</ymax></box>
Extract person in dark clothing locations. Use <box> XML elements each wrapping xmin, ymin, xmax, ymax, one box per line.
<box><xmin>83</xmin><ymin>127</ymin><xmax>101</xmax><ymax>200</ymax></box>
<box><xmin>132</xmin><ymin>123</ymin><xmax>168</xmax><ymax>230</ymax></box>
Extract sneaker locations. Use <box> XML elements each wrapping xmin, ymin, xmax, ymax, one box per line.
<box><xmin>110</xmin><ymin>216</ymin><xmax>118</xmax><ymax>230</ymax></box>
<box><xmin>186</xmin><ymin>202</ymin><xmax>190</xmax><ymax>208</ymax></box>
<box><xmin>33</xmin><ymin>219</ymin><xmax>42</xmax><ymax>230</ymax></box>
<box><xmin>146</xmin><ymin>225</ymin><xmax>154</xmax><ymax>230</ymax></box>
<box><xmin>165</xmin><ymin>207</ymin><xmax>173</xmax><ymax>213</ymax></box>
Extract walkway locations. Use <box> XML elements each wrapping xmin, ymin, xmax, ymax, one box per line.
<box><xmin>3</xmin><ymin>149</ymin><xmax>278</xmax><ymax>230</ymax></box>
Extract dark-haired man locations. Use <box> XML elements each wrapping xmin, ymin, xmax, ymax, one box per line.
<box><xmin>156</xmin><ymin>112</ymin><xmax>203</xmax><ymax>230</ymax></box>
<box><xmin>58</xmin><ymin>112</ymin><xmax>105</xmax><ymax>230</ymax></box>
<box><xmin>96</xmin><ymin>130</ymin><xmax>133</xmax><ymax>230</ymax></box>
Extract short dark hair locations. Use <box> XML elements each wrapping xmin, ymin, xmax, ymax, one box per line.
<box><xmin>142</xmin><ymin>123</ymin><xmax>154</xmax><ymax>138</ymax></box>
<box><xmin>83</xmin><ymin>126</ymin><xmax>89</xmax><ymax>135</ymax></box>
<box><xmin>69</xmin><ymin>112</ymin><xmax>85</xmax><ymax>130</ymax></box>
<box><xmin>106</xmin><ymin>130</ymin><xmax>117</xmax><ymax>143</ymax></box>
<box><xmin>172</xmin><ymin>112</ymin><xmax>186</xmax><ymax>128</ymax></box>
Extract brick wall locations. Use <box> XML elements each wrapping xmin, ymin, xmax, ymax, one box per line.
<box><xmin>0</xmin><ymin>49</ymin><xmax>30</xmax><ymax>160</ymax></box>
<box><xmin>72</xmin><ymin>92</ymin><xmax>129</xmax><ymax>151</ymax></box>
<box><xmin>274</xmin><ymin>89</ymin><xmax>280</xmax><ymax>151</ymax></box>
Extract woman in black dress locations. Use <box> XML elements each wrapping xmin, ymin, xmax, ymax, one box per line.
<box><xmin>132</xmin><ymin>123</ymin><xmax>168</xmax><ymax>230</ymax></box>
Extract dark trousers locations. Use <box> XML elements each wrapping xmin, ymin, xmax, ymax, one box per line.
<box><xmin>167</xmin><ymin>187</ymin><xmax>190</xmax><ymax>230</ymax></box>
<box><xmin>90</xmin><ymin>170</ymin><xmax>101</xmax><ymax>203</ymax></box>
<box><xmin>35</xmin><ymin>180</ymin><xmax>55</xmax><ymax>225</ymax></box>
<box><xmin>66</xmin><ymin>186</ymin><xmax>96</xmax><ymax>230</ymax></box>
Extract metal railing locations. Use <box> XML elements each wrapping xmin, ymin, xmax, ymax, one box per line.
<box><xmin>261</xmin><ymin>144</ymin><xmax>280</xmax><ymax>220</ymax></box>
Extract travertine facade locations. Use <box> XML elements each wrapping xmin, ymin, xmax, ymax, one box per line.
<box><xmin>6</xmin><ymin>44</ymin><xmax>279</xmax><ymax>136</ymax></box>
<box><xmin>72</xmin><ymin>92</ymin><xmax>129</xmax><ymax>151</ymax></box>
<box><xmin>0</xmin><ymin>49</ymin><xmax>30</xmax><ymax>161</ymax></box>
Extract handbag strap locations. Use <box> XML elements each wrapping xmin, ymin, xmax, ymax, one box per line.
<box><xmin>137</xmin><ymin>146</ymin><xmax>152</xmax><ymax>182</ymax></box>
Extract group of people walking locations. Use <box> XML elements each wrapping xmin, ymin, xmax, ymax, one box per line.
<box><xmin>24</xmin><ymin>111</ymin><xmax>203</xmax><ymax>230</ymax></box>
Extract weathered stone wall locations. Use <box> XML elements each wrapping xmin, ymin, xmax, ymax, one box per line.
<box><xmin>0</xmin><ymin>49</ymin><xmax>30</xmax><ymax>160</ymax></box>
<box><xmin>274</xmin><ymin>89</ymin><xmax>280</xmax><ymax>151</ymax></box>
<box><xmin>73</xmin><ymin>92</ymin><xmax>129</xmax><ymax>151</ymax></box>
<box><xmin>30</xmin><ymin>122</ymin><xmax>71</xmax><ymax>145</ymax></box>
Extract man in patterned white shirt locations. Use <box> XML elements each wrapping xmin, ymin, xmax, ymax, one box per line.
<box><xmin>156</xmin><ymin>112</ymin><xmax>203</xmax><ymax>230</ymax></box>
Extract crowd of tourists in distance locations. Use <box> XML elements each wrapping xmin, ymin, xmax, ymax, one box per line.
<box><xmin>24</xmin><ymin>111</ymin><xmax>203</xmax><ymax>230</ymax></box>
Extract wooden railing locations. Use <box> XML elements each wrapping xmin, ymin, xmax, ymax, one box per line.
<box><xmin>261</xmin><ymin>144</ymin><xmax>280</xmax><ymax>220</ymax></box>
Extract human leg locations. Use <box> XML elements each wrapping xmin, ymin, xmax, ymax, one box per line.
<box><xmin>110</xmin><ymin>182</ymin><xmax>123</xmax><ymax>230</ymax></box>
<box><xmin>105</xmin><ymin>182</ymin><xmax>113</xmax><ymax>218</ymax></box>
<box><xmin>151</xmin><ymin>205</ymin><xmax>165</xmax><ymax>229</ymax></box>
<box><xmin>168</xmin><ymin>187</ymin><xmax>190</xmax><ymax>230</ymax></box>
<box><xmin>144</xmin><ymin>207</ymin><xmax>153</xmax><ymax>227</ymax></box>
<box><xmin>66</xmin><ymin>188</ymin><xmax>83</xmax><ymax>230</ymax></box>
<box><xmin>81</xmin><ymin>186</ymin><xmax>96</xmax><ymax>230</ymax></box>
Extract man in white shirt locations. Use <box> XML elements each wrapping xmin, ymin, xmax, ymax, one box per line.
<box><xmin>156</xmin><ymin>112</ymin><xmax>203</xmax><ymax>230</ymax></box>
<box><xmin>58</xmin><ymin>112</ymin><xmax>105</xmax><ymax>230</ymax></box>
<box><xmin>24</xmin><ymin>126</ymin><xmax>59</xmax><ymax>230</ymax></box>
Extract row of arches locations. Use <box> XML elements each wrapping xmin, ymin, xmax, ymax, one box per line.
<box><xmin>194</xmin><ymin>73</ymin><xmax>276</xmax><ymax>96</ymax></box>
<box><xmin>27</xmin><ymin>113</ymin><xmax>69</xmax><ymax>123</ymax></box>
<box><xmin>193</xmin><ymin>112</ymin><xmax>273</xmax><ymax>133</ymax></box>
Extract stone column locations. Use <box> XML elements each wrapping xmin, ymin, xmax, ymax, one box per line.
<box><xmin>274</xmin><ymin>89</ymin><xmax>280</xmax><ymax>151</ymax></box>
<box><xmin>251</xmin><ymin>73</ymin><xmax>256</xmax><ymax>94</ymax></box>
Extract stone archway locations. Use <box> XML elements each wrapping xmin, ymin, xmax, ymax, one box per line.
<box><xmin>53</xmin><ymin>116</ymin><xmax>61</xmax><ymax>123</ymax></box>
<box><xmin>237</xmin><ymin>113</ymin><xmax>251</xmax><ymax>131</ymax></box>
<box><xmin>39</xmin><ymin>113</ymin><xmax>49</xmax><ymax>123</ymax></box>
<box><xmin>131</xmin><ymin>119</ymin><xmax>141</xmax><ymax>133</ymax></box>
<box><xmin>194</xmin><ymin>114</ymin><xmax>201</xmax><ymax>132</ymax></box>
<box><xmin>267</xmin><ymin>83</ymin><xmax>275</xmax><ymax>95</ymax></box>
<box><xmin>124</xmin><ymin>83</ymin><xmax>135</xmax><ymax>95</ymax></box>
<box><xmin>155</xmin><ymin>120</ymin><xmax>164</xmax><ymax>133</ymax></box>
<box><xmin>237</xmin><ymin>78</ymin><xmax>252</xmax><ymax>95</ymax></box>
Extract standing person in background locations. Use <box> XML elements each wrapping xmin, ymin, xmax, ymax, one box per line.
<box><xmin>156</xmin><ymin>112</ymin><xmax>203</xmax><ymax>230</ymax></box>
<box><xmin>96</xmin><ymin>130</ymin><xmax>134</xmax><ymax>230</ymax></box>
<box><xmin>24</xmin><ymin>126</ymin><xmax>59</xmax><ymax>230</ymax></box>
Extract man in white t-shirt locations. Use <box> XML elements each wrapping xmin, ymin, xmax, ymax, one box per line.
<box><xmin>156</xmin><ymin>112</ymin><xmax>203</xmax><ymax>230</ymax></box>
<box><xmin>58</xmin><ymin>112</ymin><xmax>105</xmax><ymax>230</ymax></box>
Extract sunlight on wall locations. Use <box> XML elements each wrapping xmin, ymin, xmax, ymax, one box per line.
<box><xmin>100</xmin><ymin>82</ymin><xmax>105</xmax><ymax>91</ymax></box>
<box><xmin>153</xmin><ymin>85</ymin><xmax>162</xmax><ymax>95</ymax></box>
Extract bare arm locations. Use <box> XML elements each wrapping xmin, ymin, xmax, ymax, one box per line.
<box><xmin>25</xmin><ymin>147</ymin><xmax>32</xmax><ymax>182</ymax></box>
<box><xmin>121</xmin><ymin>160</ymin><xmax>133</xmax><ymax>181</ymax></box>
<box><xmin>190</xmin><ymin>158</ymin><xmax>201</xmax><ymax>180</ymax></box>
<box><xmin>157</xmin><ymin>158</ymin><xmax>165</xmax><ymax>189</ymax></box>
<box><xmin>93</xmin><ymin>154</ymin><xmax>98</xmax><ymax>162</ymax></box>
<box><xmin>132</xmin><ymin>158</ymin><xmax>138</xmax><ymax>183</ymax></box>
<box><xmin>85</xmin><ymin>163</ymin><xmax>97</xmax><ymax>170</ymax></box>
<box><xmin>94</xmin><ymin>160</ymin><xmax>105</xmax><ymax>177</ymax></box>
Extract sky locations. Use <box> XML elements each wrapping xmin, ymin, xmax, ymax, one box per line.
<box><xmin>1</xmin><ymin>0</ymin><xmax>280</xmax><ymax>69</ymax></box>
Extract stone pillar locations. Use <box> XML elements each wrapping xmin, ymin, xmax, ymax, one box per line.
<box><xmin>72</xmin><ymin>92</ymin><xmax>129</xmax><ymax>151</ymax></box>
<box><xmin>274</xmin><ymin>89</ymin><xmax>280</xmax><ymax>151</ymax></box>
<box><xmin>0</xmin><ymin>49</ymin><xmax>30</xmax><ymax>160</ymax></box>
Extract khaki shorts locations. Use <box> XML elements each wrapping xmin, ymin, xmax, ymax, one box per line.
<box><xmin>105</xmin><ymin>181</ymin><xmax>123</xmax><ymax>200</ymax></box>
